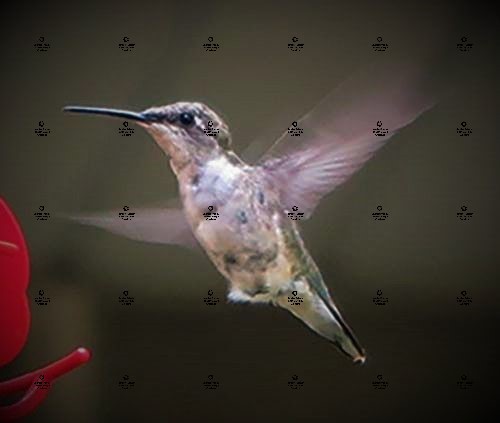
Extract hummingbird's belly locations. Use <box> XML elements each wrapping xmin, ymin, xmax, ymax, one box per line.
<box><xmin>179</xmin><ymin>155</ymin><xmax>294</xmax><ymax>300</ymax></box>
<box><xmin>196</xmin><ymin>209</ymin><xmax>293</xmax><ymax>302</ymax></box>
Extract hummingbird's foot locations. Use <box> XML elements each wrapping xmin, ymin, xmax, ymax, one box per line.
<box><xmin>226</xmin><ymin>275</ymin><xmax>274</xmax><ymax>304</ymax></box>
<box><xmin>227</xmin><ymin>285</ymin><xmax>272</xmax><ymax>304</ymax></box>
<box><xmin>244</xmin><ymin>283</ymin><xmax>271</xmax><ymax>297</ymax></box>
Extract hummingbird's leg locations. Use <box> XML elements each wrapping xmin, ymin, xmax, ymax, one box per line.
<box><xmin>243</xmin><ymin>281</ymin><xmax>272</xmax><ymax>297</ymax></box>
<box><xmin>221</xmin><ymin>245</ymin><xmax>278</xmax><ymax>275</ymax></box>
<box><xmin>227</xmin><ymin>284</ymin><xmax>272</xmax><ymax>304</ymax></box>
<box><xmin>221</xmin><ymin>246</ymin><xmax>279</xmax><ymax>300</ymax></box>
<box><xmin>227</xmin><ymin>288</ymin><xmax>252</xmax><ymax>303</ymax></box>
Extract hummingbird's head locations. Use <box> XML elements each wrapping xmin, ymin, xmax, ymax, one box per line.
<box><xmin>140</xmin><ymin>102</ymin><xmax>231</xmax><ymax>156</ymax></box>
<box><xmin>63</xmin><ymin>101</ymin><xmax>232</xmax><ymax>168</ymax></box>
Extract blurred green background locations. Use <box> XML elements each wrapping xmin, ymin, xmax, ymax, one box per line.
<box><xmin>1</xmin><ymin>0</ymin><xmax>499</xmax><ymax>421</ymax></box>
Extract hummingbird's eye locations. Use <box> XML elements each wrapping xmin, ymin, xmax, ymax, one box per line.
<box><xmin>179</xmin><ymin>112</ymin><xmax>195</xmax><ymax>127</ymax></box>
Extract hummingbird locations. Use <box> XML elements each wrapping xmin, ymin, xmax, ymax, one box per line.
<box><xmin>63</xmin><ymin>61</ymin><xmax>437</xmax><ymax>363</ymax></box>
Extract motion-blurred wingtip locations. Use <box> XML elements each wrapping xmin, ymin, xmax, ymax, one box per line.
<box><xmin>53</xmin><ymin>212</ymin><xmax>82</xmax><ymax>222</ymax></box>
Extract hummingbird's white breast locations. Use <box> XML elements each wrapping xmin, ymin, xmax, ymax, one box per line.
<box><xmin>177</xmin><ymin>153</ymin><xmax>293</xmax><ymax>301</ymax></box>
<box><xmin>179</xmin><ymin>154</ymin><xmax>246</xmax><ymax>244</ymax></box>
<box><xmin>203</xmin><ymin>155</ymin><xmax>243</xmax><ymax>194</ymax></box>
<box><xmin>191</xmin><ymin>155</ymin><xmax>245</xmax><ymax>210</ymax></box>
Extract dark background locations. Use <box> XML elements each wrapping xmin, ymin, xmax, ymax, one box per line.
<box><xmin>1</xmin><ymin>0</ymin><xmax>499</xmax><ymax>421</ymax></box>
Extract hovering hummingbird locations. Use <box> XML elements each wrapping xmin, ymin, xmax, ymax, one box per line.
<box><xmin>64</xmin><ymin>61</ymin><xmax>437</xmax><ymax>363</ymax></box>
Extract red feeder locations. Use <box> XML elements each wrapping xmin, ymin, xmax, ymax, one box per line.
<box><xmin>0</xmin><ymin>197</ymin><xmax>91</xmax><ymax>421</ymax></box>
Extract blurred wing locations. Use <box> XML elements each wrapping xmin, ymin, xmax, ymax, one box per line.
<box><xmin>63</xmin><ymin>203</ymin><xmax>199</xmax><ymax>251</ymax></box>
<box><xmin>257</xmin><ymin>60</ymin><xmax>438</xmax><ymax>218</ymax></box>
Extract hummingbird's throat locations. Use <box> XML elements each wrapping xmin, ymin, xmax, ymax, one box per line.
<box><xmin>143</xmin><ymin>123</ymin><xmax>192</xmax><ymax>169</ymax></box>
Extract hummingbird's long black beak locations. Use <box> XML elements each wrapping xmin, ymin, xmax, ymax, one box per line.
<box><xmin>63</xmin><ymin>106</ymin><xmax>149</xmax><ymax>123</ymax></box>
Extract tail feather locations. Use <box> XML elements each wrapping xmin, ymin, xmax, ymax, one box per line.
<box><xmin>276</xmin><ymin>279</ymin><xmax>365</xmax><ymax>363</ymax></box>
